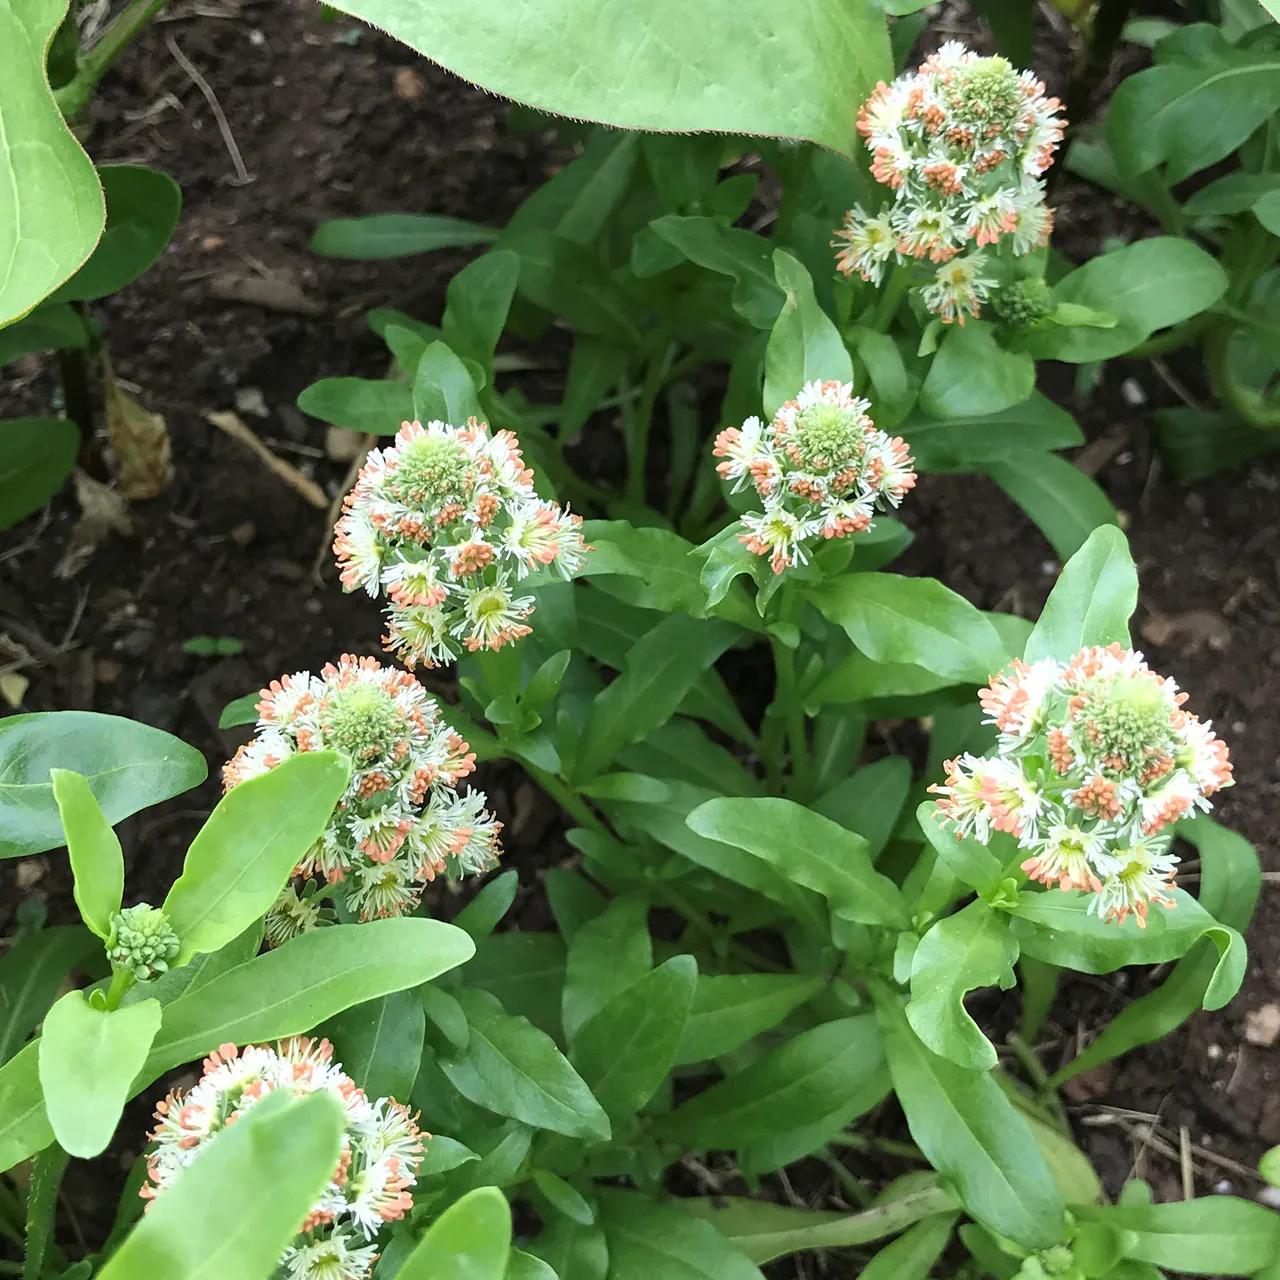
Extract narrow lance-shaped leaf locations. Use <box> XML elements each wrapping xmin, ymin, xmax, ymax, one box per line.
<box><xmin>96</xmin><ymin>1090</ymin><xmax>344</xmax><ymax>1280</ymax></box>
<box><xmin>874</xmin><ymin>986</ymin><xmax>1064</xmax><ymax>1251</ymax></box>
<box><xmin>572</xmin><ymin>955</ymin><xmax>697</xmax><ymax>1124</ymax></box>
<box><xmin>162</xmin><ymin>751</ymin><xmax>350</xmax><ymax>965</ymax></box>
<box><xmin>51</xmin><ymin>768</ymin><xmax>124</xmax><ymax>939</ymax></box>
<box><xmin>1023</xmin><ymin>524</ymin><xmax>1138</xmax><ymax>664</ymax></box>
<box><xmin>397</xmin><ymin>1186</ymin><xmax>512</xmax><ymax>1280</ymax></box>
<box><xmin>688</xmin><ymin>796</ymin><xmax>909</xmax><ymax>929</ymax></box>
<box><xmin>38</xmin><ymin>992</ymin><xmax>162</xmax><ymax>1158</ymax></box>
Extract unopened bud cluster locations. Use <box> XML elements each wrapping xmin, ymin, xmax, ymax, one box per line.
<box><xmin>835</xmin><ymin>42</ymin><xmax>1064</xmax><ymax>326</ymax></box>
<box><xmin>713</xmin><ymin>380</ymin><xmax>915</xmax><ymax>575</ymax></box>
<box><xmin>144</xmin><ymin>1038</ymin><xmax>423</xmax><ymax>1280</ymax></box>
<box><xmin>224</xmin><ymin>654</ymin><xmax>501</xmax><ymax>923</ymax></box>
<box><xmin>334</xmin><ymin>417</ymin><xmax>588</xmax><ymax>669</ymax></box>
<box><xmin>931</xmin><ymin>643</ymin><xmax>1232</xmax><ymax>926</ymax></box>
<box><xmin>106</xmin><ymin>905</ymin><xmax>179</xmax><ymax>982</ymax></box>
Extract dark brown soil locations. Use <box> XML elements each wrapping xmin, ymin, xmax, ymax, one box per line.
<box><xmin>3</xmin><ymin>0</ymin><xmax>1279</xmax><ymax>1271</ymax></box>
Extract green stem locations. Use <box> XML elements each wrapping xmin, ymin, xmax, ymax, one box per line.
<box><xmin>871</xmin><ymin>265</ymin><xmax>910</xmax><ymax>334</ymax></box>
<box><xmin>55</xmin><ymin>0</ymin><xmax>171</xmax><ymax>118</ymax></box>
<box><xmin>771</xmin><ymin>635</ymin><xmax>811</xmax><ymax>803</ymax></box>
<box><xmin>657</xmin><ymin>887</ymin><xmax>788</xmax><ymax>974</ymax></box>
<box><xmin>104</xmin><ymin>966</ymin><xmax>134</xmax><ymax>1011</ymax></box>
<box><xmin>523</xmin><ymin>763</ymin><xmax>606</xmax><ymax>835</ymax></box>
<box><xmin>1008</xmin><ymin>1034</ymin><xmax>1070</xmax><ymax>1132</ymax></box>
<box><xmin>831</xmin><ymin>1132</ymin><xmax>926</xmax><ymax>1162</ymax></box>
<box><xmin>1208</xmin><ymin>323</ymin><xmax>1280</xmax><ymax>429</ymax></box>
<box><xmin>624</xmin><ymin>344</ymin><xmax>676</xmax><ymax>508</ymax></box>
<box><xmin>1127</xmin><ymin>313</ymin><xmax>1209</xmax><ymax>360</ymax></box>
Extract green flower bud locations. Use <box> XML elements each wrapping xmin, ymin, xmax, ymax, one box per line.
<box><xmin>106</xmin><ymin>904</ymin><xmax>180</xmax><ymax>982</ymax></box>
<box><xmin>992</xmin><ymin>277</ymin><xmax>1052</xmax><ymax>329</ymax></box>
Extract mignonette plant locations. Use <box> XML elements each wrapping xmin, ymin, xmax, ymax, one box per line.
<box><xmin>3</xmin><ymin>0</ymin><xmax>1280</xmax><ymax>1278</ymax></box>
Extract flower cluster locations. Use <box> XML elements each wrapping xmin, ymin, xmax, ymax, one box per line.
<box><xmin>223</xmin><ymin>655</ymin><xmax>501</xmax><ymax>923</ymax></box>
<box><xmin>144</xmin><ymin>1038</ymin><xmax>423</xmax><ymax>1280</ymax></box>
<box><xmin>333</xmin><ymin>417</ymin><xmax>588</xmax><ymax>669</ymax></box>
<box><xmin>713</xmin><ymin>380</ymin><xmax>915</xmax><ymax>574</ymax></box>
<box><xmin>835</xmin><ymin>42</ymin><xmax>1064</xmax><ymax>325</ymax></box>
<box><xmin>931</xmin><ymin>643</ymin><xmax>1233</xmax><ymax>926</ymax></box>
<box><xmin>106</xmin><ymin>904</ymin><xmax>179</xmax><ymax>982</ymax></box>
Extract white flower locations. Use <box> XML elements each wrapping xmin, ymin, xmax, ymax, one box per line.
<box><xmin>281</xmin><ymin>1229</ymin><xmax>379</xmax><ymax>1280</ymax></box>
<box><xmin>919</xmin><ymin>252</ymin><xmax>995</xmax><ymax>325</ymax></box>
<box><xmin>834</xmin><ymin>207</ymin><xmax>898</xmax><ymax>285</ymax></box>
<box><xmin>1089</xmin><ymin>839</ymin><xmax>1180</xmax><ymax>927</ymax></box>
<box><xmin>334</xmin><ymin>417</ymin><xmax>588</xmax><ymax>666</ymax></box>
<box><xmin>223</xmin><ymin>655</ymin><xmax>500</xmax><ymax>920</ymax></box>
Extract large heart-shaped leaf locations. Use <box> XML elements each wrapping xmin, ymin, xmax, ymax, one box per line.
<box><xmin>0</xmin><ymin>0</ymin><xmax>104</xmax><ymax>324</ymax></box>
<box><xmin>321</xmin><ymin>0</ymin><xmax>891</xmax><ymax>155</ymax></box>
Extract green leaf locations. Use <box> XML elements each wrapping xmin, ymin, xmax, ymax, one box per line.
<box><xmin>675</xmin><ymin>974</ymin><xmax>824</xmax><ymax>1066</ymax></box>
<box><xmin>808</xmin><ymin>652</ymin><xmax>957</xmax><ymax>706</ymax></box>
<box><xmin>325</xmin><ymin>989</ymin><xmax>425</xmax><ymax>1102</ymax></box>
<box><xmin>145</xmin><ymin>919</ymin><xmax>475</xmax><ymax>1080</ymax></box>
<box><xmin>50</xmin><ymin>769</ymin><xmax>123</xmax><ymax>940</ymax></box>
<box><xmin>919</xmin><ymin>321</ymin><xmax>1035</xmax><ymax>419</ymax></box>
<box><xmin>22</xmin><ymin>1143</ymin><xmax>68</xmax><ymax>1280</ymax></box>
<box><xmin>680</xmin><ymin>1188</ymin><xmax>957</xmax><ymax>1266</ymax></box>
<box><xmin>599</xmin><ymin>1189</ymin><xmax>765</xmax><ymax>1280</ymax></box>
<box><xmin>655</xmin><ymin>1015</ymin><xmax>889</xmax><ymax>1149</ymax></box>
<box><xmin>811</xmin><ymin>756</ymin><xmax>912</xmax><ymax>858</ymax></box>
<box><xmin>96</xmin><ymin>1090</ymin><xmax>344</xmax><ymax>1280</ymax></box>
<box><xmin>1026</xmin><ymin>238</ymin><xmax>1228</xmax><ymax>363</ymax></box>
<box><xmin>463</xmin><ymin>931</ymin><xmax>567</xmax><ymax>1040</ymax></box>
<box><xmin>918</xmin><ymin>802</ymin><xmax>1003</xmax><ymax>895</ymax></box>
<box><xmin>1107</xmin><ymin>46</ymin><xmax>1280</xmax><ymax>184</ymax></box>
<box><xmin>575</xmin><ymin>614</ymin><xmax>738</xmax><ymax>780</ymax></box>
<box><xmin>1073</xmin><ymin>1197</ymin><xmax>1280</xmax><ymax>1274</ymax></box>
<box><xmin>762</xmin><ymin>249</ymin><xmax>852</xmax><ymax>418</ymax></box>
<box><xmin>414</xmin><ymin>340</ymin><xmax>485</xmax><ymax>424</ymax></box>
<box><xmin>0</xmin><ymin>925</ymin><xmax>98</xmax><ymax>1066</ymax></box>
<box><xmin>562</xmin><ymin>895</ymin><xmax>652</xmax><ymax>1043</ymax></box>
<box><xmin>49</xmin><ymin>165</ymin><xmax>180</xmax><ymax>303</ymax></box>
<box><xmin>310</xmin><ymin>213</ymin><xmax>498</xmax><ymax>259</ymax></box>
<box><xmin>440</xmin><ymin>987</ymin><xmax>610</xmax><ymax>1140</ymax></box>
<box><xmin>37</xmin><ymin>991</ymin><xmax>161</xmax><ymax>1158</ymax></box>
<box><xmin>907</xmin><ymin>900</ymin><xmax>1019</xmax><ymax>1071</ymax></box>
<box><xmin>572</xmin><ymin>955</ymin><xmax>697</xmax><ymax>1123</ymax></box>
<box><xmin>527</xmin><ymin>1216</ymin><xmax>608</xmax><ymax>1280</ymax></box>
<box><xmin>322</xmin><ymin>2</ymin><xmax>891</xmax><ymax>156</ymax></box>
<box><xmin>807</xmin><ymin>573</ymin><xmax>1009</xmax><ymax>684</ymax></box>
<box><xmin>1183</xmin><ymin>172</ymin><xmax>1280</xmax><ymax>217</ymax></box>
<box><xmin>856</xmin><ymin>1213</ymin><xmax>958</xmax><ymax>1280</ymax></box>
<box><xmin>982</xmin><ymin>451</ymin><xmax>1120</xmax><ymax>560</ymax></box>
<box><xmin>0</xmin><ymin>302</ymin><xmax>88</xmax><ymax>366</ymax></box>
<box><xmin>1011</xmin><ymin>887</ymin><xmax>1245</xmax><ymax>1009</ymax></box>
<box><xmin>443</xmin><ymin>249</ymin><xmax>521</xmax><ymax>373</ymax></box>
<box><xmin>507</xmin><ymin>1249</ymin><xmax>558</xmax><ymax>1280</ymax></box>
<box><xmin>643</xmin><ymin>216</ymin><xmax>784</xmax><ymax>329</ymax></box>
<box><xmin>0</xmin><ymin>711</ymin><xmax>207</xmax><ymax>859</ymax></box>
<box><xmin>0</xmin><ymin>0</ymin><xmax>104</xmax><ymax>324</ymax></box>
<box><xmin>1024</xmin><ymin>524</ymin><xmax>1137</xmax><ymax>664</ymax></box>
<box><xmin>0</xmin><ymin>417</ymin><xmax>78</xmax><ymax>531</ymax></box>
<box><xmin>218</xmin><ymin>693</ymin><xmax>260</xmax><ymax>729</ymax></box>
<box><xmin>899</xmin><ymin>393</ymin><xmax>1083</xmax><ymax>473</ymax></box>
<box><xmin>163</xmin><ymin>751</ymin><xmax>350</xmax><ymax>965</ymax></box>
<box><xmin>1051</xmin><ymin>816</ymin><xmax>1260</xmax><ymax>1086</ymax></box>
<box><xmin>688</xmin><ymin>796</ymin><xmax>909</xmax><ymax>929</ymax></box>
<box><xmin>531</xmin><ymin>1171</ymin><xmax>595</xmax><ymax>1227</ymax></box>
<box><xmin>296</xmin><ymin>377</ymin><xmax>414</xmax><ymax>433</ymax></box>
<box><xmin>398</xmin><ymin>1186</ymin><xmax>512</xmax><ymax>1280</ymax></box>
<box><xmin>421</xmin><ymin>983</ymin><xmax>470</xmax><ymax>1051</ymax></box>
<box><xmin>874</xmin><ymin>988</ymin><xmax>1064</xmax><ymax>1250</ymax></box>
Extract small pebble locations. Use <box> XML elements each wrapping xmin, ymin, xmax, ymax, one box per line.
<box><xmin>1207</xmin><ymin>1043</ymin><xmax>1223</xmax><ymax>1061</ymax></box>
<box><xmin>1244</xmin><ymin>1003</ymin><xmax>1280</xmax><ymax>1047</ymax></box>
<box><xmin>1259</xmin><ymin>1186</ymin><xmax>1280</xmax><ymax>1210</ymax></box>
<box><xmin>1215</xmin><ymin>1179</ymin><xmax>1234</xmax><ymax>1195</ymax></box>
<box><xmin>234</xmin><ymin>387</ymin><xmax>270</xmax><ymax>419</ymax></box>
<box><xmin>1040</xmin><ymin>559</ymin><xmax>1059</xmax><ymax>576</ymax></box>
<box><xmin>230</xmin><ymin>521</ymin><xmax>256</xmax><ymax>548</ymax></box>
<box><xmin>1120</xmin><ymin>378</ymin><xmax>1147</xmax><ymax>407</ymax></box>
<box><xmin>248</xmin><ymin>27</ymin><xmax>265</xmax><ymax>45</ymax></box>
